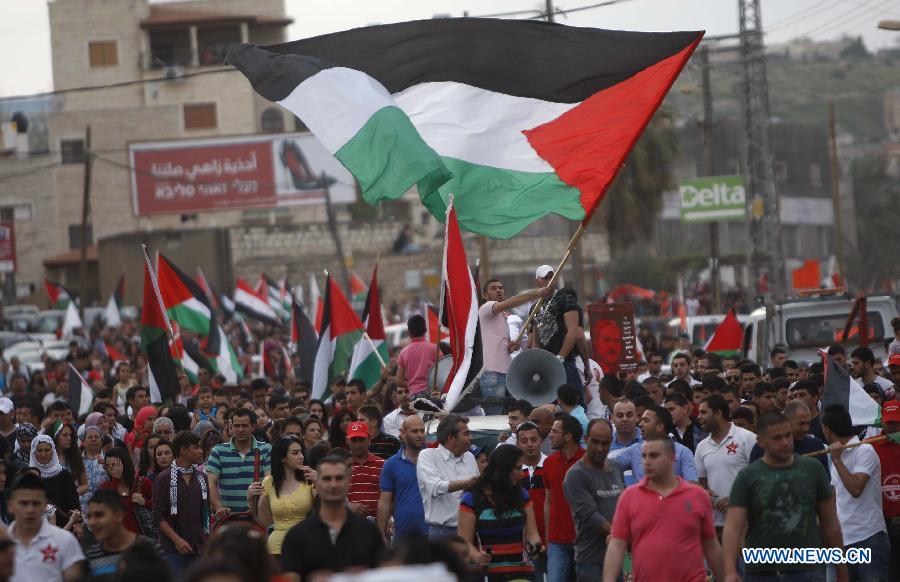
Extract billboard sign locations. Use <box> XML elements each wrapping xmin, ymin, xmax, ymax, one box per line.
<box><xmin>0</xmin><ymin>222</ymin><xmax>15</xmax><ymax>273</ymax></box>
<box><xmin>587</xmin><ymin>302</ymin><xmax>638</xmax><ymax>375</ymax></box>
<box><xmin>679</xmin><ymin>175</ymin><xmax>746</xmax><ymax>223</ymax></box>
<box><xmin>129</xmin><ymin>132</ymin><xmax>356</xmax><ymax>216</ymax></box>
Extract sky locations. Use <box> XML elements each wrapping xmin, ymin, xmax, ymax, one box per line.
<box><xmin>1</xmin><ymin>0</ymin><xmax>899</xmax><ymax>98</ymax></box>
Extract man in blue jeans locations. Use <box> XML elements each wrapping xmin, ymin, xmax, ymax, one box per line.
<box><xmin>478</xmin><ymin>278</ymin><xmax>551</xmax><ymax>415</ymax></box>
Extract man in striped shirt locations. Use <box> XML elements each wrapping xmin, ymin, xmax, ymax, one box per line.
<box><xmin>347</xmin><ymin>421</ymin><xmax>385</xmax><ymax>518</ymax></box>
<box><xmin>207</xmin><ymin>408</ymin><xmax>272</xmax><ymax>519</ymax></box>
<box><xmin>517</xmin><ymin>421</ymin><xmax>548</xmax><ymax>582</ymax></box>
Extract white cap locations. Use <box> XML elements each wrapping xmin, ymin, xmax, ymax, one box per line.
<box><xmin>535</xmin><ymin>265</ymin><xmax>554</xmax><ymax>279</ymax></box>
<box><xmin>0</xmin><ymin>398</ymin><xmax>13</xmax><ymax>415</ymax></box>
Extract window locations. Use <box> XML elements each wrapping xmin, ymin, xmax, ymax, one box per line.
<box><xmin>88</xmin><ymin>41</ymin><xmax>118</xmax><ymax>67</ymax></box>
<box><xmin>60</xmin><ymin>139</ymin><xmax>85</xmax><ymax>164</ymax></box>
<box><xmin>0</xmin><ymin>208</ymin><xmax>12</xmax><ymax>221</ymax></box>
<box><xmin>68</xmin><ymin>224</ymin><xmax>93</xmax><ymax>249</ymax></box>
<box><xmin>0</xmin><ymin>205</ymin><xmax>32</xmax><ymax>221</ymax></box>
<box><xmin>786</xmin><ymin>312</ymin><xmax>885</xmax><ymax>349</ymax></box>
<box><xmin>183</xmin><ymin>103</ymin><xmax>217</xmax><ymax>129</ymax></box>
<box><xmin>809</xmin><ymin>162</ymin><xmax>822</xmax><ymax>187</ymax></box>
<box><xmin>261</xmin><ymin>108</ymin><xmax>285</xmax><ymax>133</ymax></box>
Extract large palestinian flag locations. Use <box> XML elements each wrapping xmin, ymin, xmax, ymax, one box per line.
<box><xmin>234</xmin><ymin>277</ymin><xmax>281</xmax><ymax>327</ymax></box>
<box><xmin>348</xmin><ymin>265</ymin><xmax>388</xmax><ymax>391</ymax></box>
<box><xmin>45</xmin><ymin>279</ymin><xmax>76</xmax><ymax>309</ymax></box>
<box><xmin>821</xmin><ymin>356</ymin><xmax>880</xmax><ymax>426</ymax></box>
<box><xmin>704</xmin><ymin>309</ymin><xmax>743</xmax><ymax>357</ymax></box>
<box><xmin>141</xmin><ymin>254</ymin><xmax>180</xmax><ymax>403</ymax></box>
<box><xmin>228</xmin><ymin>20</ymin><xmax>702</xmax><ymax>238</ymax></box>
<box><xmin>311</xmin><ymin>274</ymin><xmax>365</xmax><ymax>400</ymax></box>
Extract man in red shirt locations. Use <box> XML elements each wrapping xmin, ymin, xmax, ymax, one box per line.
<box><xmin>543</xmin><ymin>413</ymin><xmax>584</xmax><ymax>582</ymax></box>
<box><xmin>346</xmin><ymin>421</ymin><xmax>384</xmax><ymax>518</ymax></box>
<box><xmin>396</xmin><ymin>315</ymin><xmax>436</xmax><ymax>398</ymax></box>
<box><xmin>873</xmin><ymin>401</ymin><xmax>900</xmax><ymax>580</ymax></box>
<box><xmin>604</xmin><ymin>437</ymin><xmax>725</xmax><ymax>582</ymax></box>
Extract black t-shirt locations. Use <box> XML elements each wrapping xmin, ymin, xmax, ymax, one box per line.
<box><xmin>281</xmin><ymin>509</ymin><xmax>384</xmax><ymax>580</ymax></box>
<box><xmin>533</xmin><ymin>288</ymin><xmax>581</xmax><ymax>360</ymax></box>
<box><xmin>85</xmin><ymin>536</ymin><xmax>164</xmax><ymax>581</ymax></box>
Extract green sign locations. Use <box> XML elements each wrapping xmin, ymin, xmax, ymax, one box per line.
<box><xmin>679</xmin><ymin>175</ymin><xmax>746</xmax><ymax>223</ymax></box>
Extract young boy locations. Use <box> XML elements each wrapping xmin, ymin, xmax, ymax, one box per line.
<box><xmin>195</xmin><ymin>386</ymin><xmax>224</xmax><ymax>430</ymax></box>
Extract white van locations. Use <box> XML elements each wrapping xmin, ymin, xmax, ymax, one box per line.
<box><xmin>742</xmin><ymin>295</ymin><xmax>898</xmax><ymax>366</ymax></box>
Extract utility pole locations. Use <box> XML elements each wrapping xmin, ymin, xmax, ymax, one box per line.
<box><xmin>700</xmin><ymin>47</ymin><xmax>722</xmax><ymax>313</ymax></box>
<box><xmin>828</xmin><ymin>102</ymin><xmax>846</xmax><ymax>287</ymax></box>
<box><xmin>323</xmin><ymin>172</ymin><xmax>351</xmax><ymax>291</ymax></box>
<box><xmin>739</xmin><ymin>0</ymin><xmax>784</xmax><ymax>301</ymax></box>
<box><xmin>78</xmin><ymin>125</ymin><xmax>92</xmax><ymax>321</ymax></box>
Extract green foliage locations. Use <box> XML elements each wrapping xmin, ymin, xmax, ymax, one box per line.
<box><xmin>847</xmin><ymin>154</ymin><xmax>900</xmax><ymax>290</ymax></box>
<box><xmin>600</xmin><ymin>112</ymin><xmax>679</xmax><ymax>254</ymax></box>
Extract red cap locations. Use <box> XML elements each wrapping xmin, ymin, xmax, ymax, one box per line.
<box><xmin>883</xmin><ymin>401</ymin><xmax>900</xmax><ymax>424</ymax></box>
<box><xmin>889</xmin><ymin>354</ymin><xmax>900</xmax><ymax>368</ymax></box>
<box><xmin>346</xmin><ymin>421</ymin><xmax>369</xmax><ymax>439</ymax></box>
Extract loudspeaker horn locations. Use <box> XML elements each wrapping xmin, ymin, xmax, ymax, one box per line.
<box><xmin>506</xmin><ymin>348</ymin><xmax>566</xmax><ymax>406</ymax></box>
<box><xmin>426</xmin><ymin>355</ymin><xmax>453</xmax><ymax>394</ymax></box>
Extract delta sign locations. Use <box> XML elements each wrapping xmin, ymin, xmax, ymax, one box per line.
<box><xmin>679</xmin><ymin>175</ymin><xmax>746</xmax><ymax>223</ymax></box>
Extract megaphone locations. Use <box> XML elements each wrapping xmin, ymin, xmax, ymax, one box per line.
<box><xmin>426</xmin><ymin>355</ymin><xmax>453</xmax><ymax>394</ymax></box>
<box><xmin>507</xmin><ymin>348</ymin><xmax>566</xmax><ymax>406</ymax></box>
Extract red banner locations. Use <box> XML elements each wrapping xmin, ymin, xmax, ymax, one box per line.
<box><xmin>0</xmin><ymin>222</ymin><xmax>15</xmax><ymax>273</ymax></box>
<box><xmin>587</xmin><ymin>302</ymin><xmax>638</xmax><ymax>375</ymax></box>
<box><xmin>129</xmin><ymin>133</ymin><xmax>355</xmax><ymax>216</ymax></box>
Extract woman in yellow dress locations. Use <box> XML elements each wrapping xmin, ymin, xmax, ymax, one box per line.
<box><xmin>247</xmin><ymin>435</ymin><xmax>317</xmax><ymax>556</ymax></box>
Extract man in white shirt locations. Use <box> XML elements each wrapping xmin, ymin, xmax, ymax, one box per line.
<box><xmin>669</xmin><ymin>353</ymin><xmax>701</xmax><ymax>388</ymax></box>
<box><xmin>695</xmin><ymin>394</ymin><xmax>758</xmax><ymax>529</ymax></box>
<box><xmin>382</xmin><ymin>385</ymin><xmax>422</xmax><ymax>438</ymax></box>
<box><xmin>8</xmin><ymin>472</ymin><xmax>84</xmax><ymax>582</ymax></box>
<box><xmin>478</xmin><ymin>279</ymin><xmax>551</xmax><ymax>415</ymax></box>
<box><xmin>850</xmin><ymin>347</ymin><xmax>895</xmax><ymax>400</ymax></box>
<box><xmin>822</xmin><ymin>404</ymin><xmax>890</xmax><ymax>580</ymax></box>
<box><xmin>575</xmin><ymin>358</ymin><xmax>608</xmax><ymax>420</ymax></box>
<box><xmin>416</xmin><ymin>414</ymin><xmax>479</xmax><ymax>539</ymax></box>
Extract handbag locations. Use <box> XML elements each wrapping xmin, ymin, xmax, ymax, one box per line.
<box><xmin>132</xmin><ymin>477</ymin><xmax>158</xmax><ymax>537</ymax></box>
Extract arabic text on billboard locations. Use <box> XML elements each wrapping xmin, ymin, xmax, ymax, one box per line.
<box><xmin>129</xmin><ymin>133</ymin><xmax>355</xmax><ymax>216</ymax></box>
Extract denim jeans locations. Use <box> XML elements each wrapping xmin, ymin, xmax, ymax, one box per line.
<box><xmin>479</xmin><ymin>371</ymin><xmax>508</xmax><ymax>415</ymax></box>
<box><xmin>562</xmin><ymin>360</ymin><xmax>584</xmax><ymax>406</ymax></box>
<box><xmin>547</xmin><ymin>543</ymin><xmax>576</xmax><ymax>582</ymax></box>
<box><xmin>745</xmin><ymin>567</ymin><xmax>826</xmax><ymax>582</ymax></box>
<box><xmin>427</xmin><ymin>523</ymin><xmax>458</xmax><ymax>540</ymax></box>
<box><xmin>846</xmin><ymin>530</ymin><xmax>890</xmax><ymax>582</ymax></box>
<box><xmin>575</xmin><ymin>562</ymin><xmax>608</xmax><ymax>582</ymax></box>
<box><xmin>164</xmin><ymin>552</ymin><xmax>196</xmax><ymax>576</ymax></box>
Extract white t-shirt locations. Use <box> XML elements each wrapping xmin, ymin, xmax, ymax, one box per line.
<box><xmin>10</xmin><ymin>519</ymin><xmax>84</xmax><ymax>582</ymax></box>
<box><xmin>382</xmin><ymin>408</ymin><xmax>423</xmax><ymax>438</ymax></box>
<box><xmin>694</xmin><ymin>423</ymin><xmax>758</xmax><ymax>526</ymax></box>
<box><xmin>576</xmin><ymin>358</ymin><xmax>608</xmax><ymax>420</ymax></box>
<box><xmin>830</xmin><ymin>437</ymin><xmax>887</xmax><ymax>545</ymax></box>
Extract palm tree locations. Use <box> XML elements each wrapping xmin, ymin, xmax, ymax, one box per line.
<box><xmin>599</xmin><ymin>112</ymin><xmax>679</xmax><ymax>255</ymax></box>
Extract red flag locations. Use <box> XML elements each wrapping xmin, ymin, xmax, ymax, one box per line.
<box><xmin>103</xmin><ymin>343</ymin><xmax>127</xmax><ymax>362</ymax></box>
<box><xmin>792</xmin><ymin>260</ymin><xmax>821</xmax><ymax>291</ymax></box>
<box><xmin>704</xmin><ymin>309</ymin><xmax>744</xmax><ymax>356</ymax></box>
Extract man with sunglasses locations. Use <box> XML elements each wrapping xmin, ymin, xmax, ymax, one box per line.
<box><xmin>638</xmin><ymin>352</ymin><xmax>664</xmax><ymax>382</ymax></box>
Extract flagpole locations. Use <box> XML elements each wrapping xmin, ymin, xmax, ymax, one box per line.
<box><xmin>514</xmin><ymin>221</ymin><xmax>588</xmax><ymax>344</ymax></box>
<box><xmin>803</xmin><ymin>434</ymin><xmax>890</xmax><ymax>457</ymax></box>
<box><xmin>141</xmin><ymin>245</ymin><xmax>186</xmax><ymax>377</ymax></box>
<box><xmin>362</xmin><ymin>332</ymin><xmax>388</xmax><ymax>368</ymax></box>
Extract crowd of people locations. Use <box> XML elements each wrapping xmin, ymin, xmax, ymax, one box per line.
<box><xmin>0</xmin><ymin>265</ymin><xmax>896</xmax><ymax>582</ymax></box>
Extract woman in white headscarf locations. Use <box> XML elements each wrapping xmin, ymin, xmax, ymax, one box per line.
<box><xmin>30</xmin><ymin>435</ymin><xmax>80</xmax><ymax>522</ymax></box>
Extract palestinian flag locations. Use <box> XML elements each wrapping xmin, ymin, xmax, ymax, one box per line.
<box><xmin>141</xmin><ymin>254</ymin><xmax>180</xmax><ymax>403</ymax></box>
<box><xmin>442</xmin><ymin>203</ymin><xmax>483</xmax><ymax>412</ymax></box>
<box><xmin>67</xmin><ymin>363</ymin><xmax>94</xmax><ymax>417</ymax></box>
<box><xmin>349</xmin><ymin>265</ymin><xmax>388</xmax><ymax>391</ymax></box>
<box><xmin>425</xmin><ymin>302</ymin><xmax>449</xmax><ymax>345</ymax></box>
<box><xmin>228</xmin><ymin>20</ymin><xmax>702</xmax><ymax>238</ymax></box>
<box><xmin>103</xmin><ymin>274</ymin><xmax>125</xmax><ymax>328</ymax></box>
<box><xmin>704</xmin><ymin>309</ymin><xmax>743</xmax><ymax>357</ymax></box>
<box><xmin>821</xmin><ymin>356</ymin><xmax>880</xmax><ymax>426</ymax></box>
<box><xmin>309</xmin><ymin>273</ymin><xmax>324</xmax><ymax>331</ymax></box>
<box><xmin>157</xmin><ymin>253</ymin><xmax>213</xmax><ymax>336</ymax></box>
<box><xmin>311</xmin><ymin>274</ymin><xmax>365</xmax><ymax>400</ymax></box>
<box><xmin>278</xmin><ymin>277</ymin><xmax>293</xmax><ymax>317</ymax></box>
<box><xmin>234</xmin><ymin>277</ymin><xmax>281</xmax><ymax>326</ymax></box>
<box><xmin>258</xmin><ymin>274</ymin><xmax>290</xmax><ymax>322</ymax></box>
<box><xmin>102</xmin><ymin>342</ymin><xmax>127</xmax><ymax>363</ymax></box>
<box><xmin>170</xmin><ymin>320</ymin><xmax>211</xmax><ymax>384</ymax></box>
<box><xmin>45</xmin><ymin>278</ymin><xmax>76</xmax><ymax>309</ymax></box>
<box><xmin>290</xmin><ymin>300</ymin><xmax>318</xmax><ymax>382</ymax></box>
<box><xmin>349</xmin><ymin>271</ymin><xmax>368</xmax><ymax>312</ymax></box>
<box><xmin>206</xmin><ymin>324</ymin><xmax>243</xmax><ymax>383</ymax></box>
<box><xmin>196</xmin><ymin>267</ymin><xmax>220</xmax><ymax>309</ymax></box>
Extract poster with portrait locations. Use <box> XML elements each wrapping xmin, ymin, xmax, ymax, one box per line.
<box><xmin>587</xmin><ymin>302</ymin><xmax>638</xmax><ymax>375</ymax></box>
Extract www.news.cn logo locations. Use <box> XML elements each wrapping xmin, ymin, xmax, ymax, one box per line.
<box><xmin>742</xmin><ymin>547</ymin><xmax>872</xmax><ymax>565</ymax></box>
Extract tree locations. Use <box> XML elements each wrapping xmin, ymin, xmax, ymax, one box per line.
<box><xmin>846</xmin><ymin>154</ymin><xmax>900</xmax><ymax>290</ymax></box>
<box><xmin>599</xmin><ymin>112</ymin><xmax>679</xmax><ymax>254</ymax></box>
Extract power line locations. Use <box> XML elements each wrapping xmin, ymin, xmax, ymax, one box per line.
<box><xmin>0</xmin><ymin>161</ymin><xmax>61</xmax><ymax>182</ymax></box>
